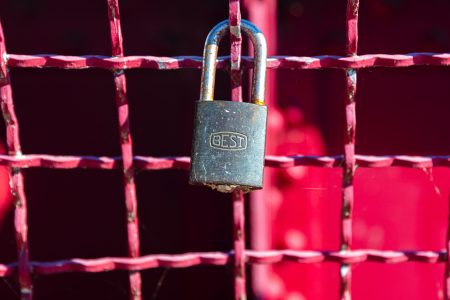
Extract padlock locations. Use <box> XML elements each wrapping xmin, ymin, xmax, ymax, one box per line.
<box><xmin>189</xmin><ymin>19</ymin><xmax>268</xmax><ymax>193</ymax></box>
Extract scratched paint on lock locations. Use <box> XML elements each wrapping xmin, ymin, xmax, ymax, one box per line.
<box><xmin>210</xmin><ymin>132</ymin><xmax>248</xmax><ymax>150</ymax></box>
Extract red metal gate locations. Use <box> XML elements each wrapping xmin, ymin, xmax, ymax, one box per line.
<box><xmin>0</xmin><ymin>1</ymin><xmax>449</xmax><ymax>299</ymax></box>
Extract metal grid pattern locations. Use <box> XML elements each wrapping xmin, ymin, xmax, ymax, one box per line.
<box><xmin>0</xmin><ymin>0</ymin><xmax>449</xmax><ymax>299</ymax></box>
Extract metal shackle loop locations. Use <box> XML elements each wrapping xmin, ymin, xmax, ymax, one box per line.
<box><xmin>200</xmin><ymin>19</ymin><xmax>267</xmax><ymax>105</ymax></box>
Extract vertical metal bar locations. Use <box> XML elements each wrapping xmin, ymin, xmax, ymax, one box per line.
<box><xmin>233</xmin><ymin>190</ymin><xmax>246</xmax><ymax>300</ymax></box>
<box><xmin>446</xmin><ymin>223</ymin><xmax>450</xmax><ymax>298</ymax></box>
<box><xmin>229</xmin><ymin>0</ymin><xmax>243</xmax><ymax>101</ymax></box>
<box><xmin>229</xmin><ymin>1</ymin><xmax>247</xmax><ymax>299</ymax></box>
<box><xmin>446</xmin><ymin>203</ymin><xmax>450</xmax><ymax>298</ymax></box>
<box><xmin>341</xmin><ymin>1</ymin><xmax>359</xmax><ymax>300</ymax></box>
<box><xmin>0</xmin><ymin>22</ymin><xmax>32</xmax><ymax>300</ymax></box>
<box><xmin>106</xmin><ymin>1</ymin><xmax>142</xmax><ymax>299</ymax></box>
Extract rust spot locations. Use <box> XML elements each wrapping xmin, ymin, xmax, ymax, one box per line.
<box><xmin>205</xmin><ymin>183</ymin><xmax>253</xmax><ymax>193</ymax></box>
<box><xmin>127</xmin><ymin>211</ymin><xmax>135</xmax><ymax>222</ymax></box>
<box><xmin>114</xmin><ymin>69</ymin><xmax>124</xmax><ymax>76</ymax></box>
<box><xmin>120</xmin><ymin>129</ymin><xmax>129</xmax><ymax>142</ymax></box>
<box><xmin>124</xmin><ymin>168</ymin><xmax>134</xmax><ymax>183</ymax></box>
<box><xmin>236</xmin><ymin>229</ymin><xmax>242</xmax><ymax>240</ymax></box>
<box><xmin>14</xmin><ymin>195</ymin><xmax>22</xmax><ymax>208</ymax></box>
<box><xmin>254</xmin><ymin>99</ymin><xmax>264</xmax><ymax>106</ymax></box>
<box><xmin>230</xmin><ymin>25</ymin><xmax>242</xmax><ymax>39</ymax></box>
<box><xmin>2</xmin><ymin>110</ymin><xmax>11</xmax><ymax>124</ymax></box>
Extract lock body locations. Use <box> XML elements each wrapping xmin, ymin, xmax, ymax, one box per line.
<box><xmin>189</xmin><ymin>100</ymin><xmax>267</xmax><ymax>192</ymax></box>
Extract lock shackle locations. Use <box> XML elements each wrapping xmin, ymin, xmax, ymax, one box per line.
<box><xmin>200</xmin><ymin>19</ymin><xmax>267</xmax><ymax>105</ymax></box>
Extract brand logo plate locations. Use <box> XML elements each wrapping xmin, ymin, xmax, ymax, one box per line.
<box><xmin>209</xmin><ymin>132</ymin><xmax>247</xmax><ymax>150</ymax></box>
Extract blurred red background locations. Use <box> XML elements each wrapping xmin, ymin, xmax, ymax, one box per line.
<box><xmin>0</xmin><ymin>0</ymin><xmax>449</xmax><ymax>299</ymax></box>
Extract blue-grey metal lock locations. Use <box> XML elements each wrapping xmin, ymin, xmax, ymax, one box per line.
<box><xmin>189</xmin><ymin>19</ymin><xmax>268</xmax><ymax>193</ymax></box>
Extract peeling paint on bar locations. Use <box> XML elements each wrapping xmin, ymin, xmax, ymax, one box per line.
<box><xmin>0</xmin><ymin>249</ymin><xmax>446</xmax><ymax>278</ymax></box>
<box><xmin>7</xmin><ymin>53</ymin><xmax>450</xmax><ymax>70</ymax></box>
<box><xmin>106</xmin><ymin>0</ymin><xmax>142</xmax><ymax>299</ymax></box>
<box><xmin>229</xmin><ymin>2</ymin><xmax>246</xmax><ymax>299</ymax></box>
<box><xmin>0</xmin><ymin>21</ymin><xmax>33</xmax><ymax>300</ymax></box>
<box><xmin>0</xmin><ymin>154</ymin><xmax>448</xmax><ymax>169</ymax></box>
<box><xmin>340</xmin><ymin>1</ymin><xmax>360</xmax><ymax>299</ymax></box>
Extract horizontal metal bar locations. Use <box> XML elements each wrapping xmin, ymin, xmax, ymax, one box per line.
<box><xmin>0</xmin><ymin>154</ymin><xmax>448</xmax><ymax>170</ymax></box>
<box><xmin>6</xmin><ymin>53</ymin><xmax>450</xmax><ymax>70</ymax></box>
<box><xmin>0</xmin><ymin>250</ymin><xmax>445</xmax><ymax>277</ymax></box>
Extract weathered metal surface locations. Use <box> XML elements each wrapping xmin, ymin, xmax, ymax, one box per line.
<box><xmin>190</xmin><ymin>101</ymin><xmax>267</xmax><ymax>192</ymax></box>
<box><xmin>0</xmin><ymin>20</ymin><xmax>33</xmax><ymax>300</ymax></box>
<box><xmin>340</xmin><ymin>1</ymin><xmax>359</xmax><ymax>299</ymax></box>
<box><xmin>0</xmin><ymin>154</ymin><xmax>448</xmax><ymax>169</ymax></box>
<box><xmin>6</xmin><ymin>53</ymin><xmax>450</xmax><ymax>70</ymax></box>
<box><xmin>229</xmin><ymin>0</ymin><xmax>242</xmax><ymax>100</ymax></box>
<box><xmin>190</xmin><ymin>19</ymin><xmax>268</xmax><ymax>194</ymax></box>
<box><xmin>0</xmin><ymin>0</ymin><xmax>449</xmax><ymax>299</ymax></box>
<box><xmin>0</xmin><ymin>250</ymin><xmax>446</xmax><ymax>278</ymax></box>
<box><xmin>106</xmin><ymin>0</ymin><xmax>142</xmax><ymax>299</ymax></box>
<box><xmin>199</xmin><ymin>20</ymin><xmax>267</xmax><ymax>104</ymax></box>
<box><xmin>228</xmin><ymin>2</ymin><xmax>247</xmax><ymax>300</ymax></box>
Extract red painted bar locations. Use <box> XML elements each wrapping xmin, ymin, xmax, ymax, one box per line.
<box><xmin>0</xmin><ymin>250</ymin><xmax>446</xmax><ymax>278</ymax></box>
<box><xmin>341</xmin><ymin>1</ymin><xmax>359</xmax><ymax>299</ymax></box>
<box><xmin>0</xmin><ymin>22</ymin><xmax>33</xmax><ymax>300</ymax></box>
<box><xmin>229</xmin><ymin>0</ymin><xmax>243</xmax><ymax>101</ymax></box>
<box><xmin>7</xmin><ymin>53</ymin><xmax>450</xmax><ymax>70</ymax></box>
<box><xmin>447</xmin><ymin>226</ymin><xmax>450</xmax><ymax>299</ymax></box>
<box><xmin>229</xmin><ymin>2</ymin><xmax>247</xmax><ymax>299</ymax></box>
<box><xmin>233</xmin><ymin>191</ymin><xmax>246</xmax><ymax>300</ymax></box>
<box><xmin>106</xmin><ymin>1</ymin><xmax>142</xmax><ymax>299</ymax></box>
<box><xmin>0</xmin><ymin>154</ymin><xmax>448</xmax><ymax>170</ymax></box>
